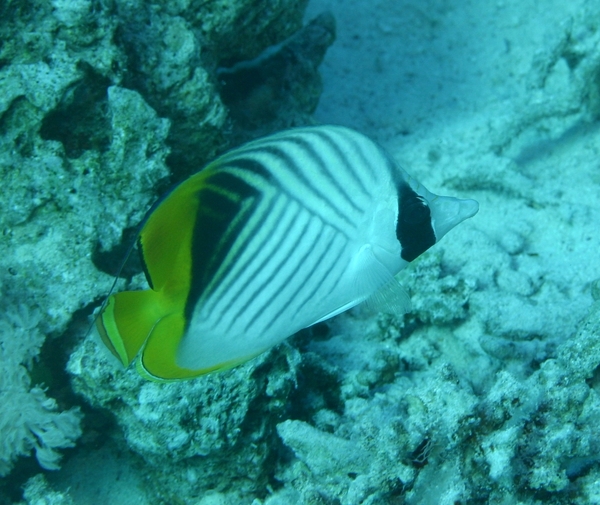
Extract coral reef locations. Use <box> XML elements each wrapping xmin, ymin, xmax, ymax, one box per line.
<box><xmin>68</xmin><ymin>337</ymin><xmax>340</xmax><ymax>502</ymax></box>
<box><xmin>218</xmin><ymin>11</ymin><xmax>336</xmax><ymax>141</ymax></box>
<box><xmin>21</xmin><ymin>474</ymin><xmax>74</xmax><ymax>505</ymax></box>
<box><xmin>0</xmin><ymin>306</ymin><xmax>81</xmax><ymax>476</ymax></box>
<box><xmin>0</xmin><ymin>0</ymin><xmax>331</xmax><ymax>499</ymax></box>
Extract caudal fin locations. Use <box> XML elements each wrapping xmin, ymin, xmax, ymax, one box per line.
<box><xmin>96</xmin><ymin>290</ymin><xmax>163</xmax><ymax>368</ymax></box>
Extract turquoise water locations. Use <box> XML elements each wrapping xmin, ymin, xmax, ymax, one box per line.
<box><xmin>1</xmin><ymin>0</ymin><xmax>600</xmax><ymax>504</ymax></box>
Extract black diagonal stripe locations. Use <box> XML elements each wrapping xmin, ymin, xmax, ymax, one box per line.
<box><xmin>226</xmin><ymin>158</ymin><xmax>352</xmax><ymax>240</ymax></box>
<box><xmin>212</xmin><ymin>199</ymin><xmax>299</xmax><ymax>324</ymax></box>
<box><xmin>248</xmin><ymin>223</ymin><xmax>323</xmax><ymax>327</ymax></box>
<box><xmin>310</xmin><ymin>129</ymin><xmax>373</xmax><ymax>196</ymax></box>
<box><xmin>226</xmin><ymin>212</ymin><xmax>312</xmax><ymax>333</ymax></box>
<box><xmin>220</xmin><ymin>156</ymin><xmax>272</xmax><ymax>182</ymax></box>
<box><xmin>239</xmin><ymin>146</ymin><xmax>355</xmax><ymax>229</ymax></box>
<box><xmin>281</xmin><ymin>136</ymin><xmax>364</xmax><ymax>213</ymax></box>
<box><xmin>326</xmin><ymin>128</ymin><xmax>378</xmax><ymax>180</ymax></box>
<box><xmin>185</xmin><ymin>171</ymin><xmax>260</xmax><ymax>322</ymax></box>
<box><xmin>292</xmin><ymin>231</ymin><xmax>344</xmax><ymax>317</ymax></box>
<box><xmin>259</xmin><ymin>219</ymin><xmax>326</xmax><ymax>331</ymax></box>
<box><xmin>199</xmin><ymin>195</ymin><xmax>276</xmax><ymax>307</ymax></box>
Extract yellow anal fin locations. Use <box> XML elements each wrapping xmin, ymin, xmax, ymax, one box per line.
<box><xmin>96</xmin><ymin>289</ymin><xmax>164</xmax><ymax>368</ymax></box>
<box><xmin>137</xmin><ymin>313</ymin><xmax>208</xmax><ymax>381</ymax></box>
<box><xmin>138</xmin><ymin>313</ymin><xmax>262</xmax><ymax>382</ymax></box>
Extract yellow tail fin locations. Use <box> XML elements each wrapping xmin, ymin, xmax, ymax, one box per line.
<box><xmin>96</xmin><ymin>290</ymin><xmax>164</xmax><ymax>368</ymax></box>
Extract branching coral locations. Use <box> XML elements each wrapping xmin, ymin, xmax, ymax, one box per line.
<box><xmin>0</xmin><ymin>305</ymin><xmax>82</xmax><ymax>476</ymax></box>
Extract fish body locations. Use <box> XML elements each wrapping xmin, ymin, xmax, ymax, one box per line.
<box><xmin>96</xmin><ymin>125</ymin><xmax>478</xmax><ymax>380</ymax></box>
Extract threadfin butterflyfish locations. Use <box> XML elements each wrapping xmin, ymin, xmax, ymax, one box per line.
<box><xmin>96</xmin><ymin>125</ymin><xmax>478</xmax><ymax>381</ymax></box>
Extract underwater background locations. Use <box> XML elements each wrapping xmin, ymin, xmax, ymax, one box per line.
<box><xmin>1</xmin><ymin>0</ymin><xmax>600</xmax><ymax>503</ymax></box>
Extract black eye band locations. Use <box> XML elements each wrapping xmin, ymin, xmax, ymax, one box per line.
<box><xmin>396</xmin><ymin>183</ymin><xmax>436</xmax><ymax>262</ymax></box>
<box><xmin>403</xmin><ymin>196</ymin><xmax>429</xmax><ymax>224</ymax></box>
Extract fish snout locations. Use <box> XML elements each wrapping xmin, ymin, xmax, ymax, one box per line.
<box><xmin>428</xmin><ymin>195</ymin><xmax>479</xmax><ymax>241</ymax></box>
